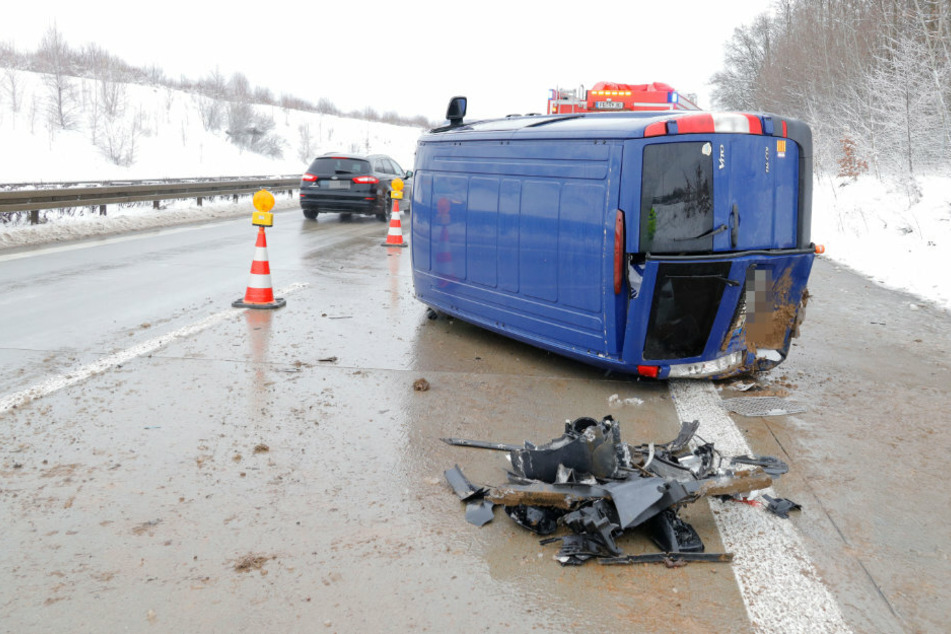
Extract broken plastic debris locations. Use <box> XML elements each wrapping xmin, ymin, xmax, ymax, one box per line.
<box><xmin>504</xmin><ymin>505</ymin><xmax>562</xmax><ymax>535</ymax></box>
<box><xmin>465</xmin><ymin>499</ymin><xmax>495</xmax><ymax>526</ymax></box>
<box><xmin>444</xmin><ymin>465</ymin><xmax>496</xmax><ymax>526</ymax></box>
<box><xmin>762</xmin><ymin>494</ymin><xmax>802</xmax><ymax>519</ymax></box>
<box><xmin>731</xmin><ymin>455</ymin><xmax>789</xmax><ymax>476</ymax></box>
<box><xmin>443</xmin><ymin>415</ymin><xmax>782</xmax><ymax>566</ymax></box>
<box><xmin>444</xmin><ymin>465</ymin><xmax>483</xmax><ymax>501</ymax></box>
<box><xmin>648</xmin><ymin>508</ymin><xmax>704</xmax><ymax>553</ymax></box>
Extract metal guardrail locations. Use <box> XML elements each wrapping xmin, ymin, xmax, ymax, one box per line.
<box><xmin>0</xmin><ymin>176</ymin><xmax>300</xmax><ymax>224</ymax></box>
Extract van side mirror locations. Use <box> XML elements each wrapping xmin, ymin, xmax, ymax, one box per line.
<box><xmin>446</xmin><ymin>96</ymin><xmax>467</xmax><ymax>127</ymax></box>
<box><xmin>405</xmin><ymin>170</ymin><xmax>413</xmax><ymax>178</ymax></box>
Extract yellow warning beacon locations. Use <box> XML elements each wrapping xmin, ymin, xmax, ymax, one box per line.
<box><xmin>252</xmin><ymin>189</ymin><xmax>275</xmax><ymax>226</ymax></box>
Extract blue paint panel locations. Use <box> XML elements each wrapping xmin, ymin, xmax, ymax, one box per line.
<box><xmin>430</xmin><ymin>142</ymin><xmax>610</xmax><ymax>179</ymax></box>
<box><xmin>499</xmin><ymin>179</ymin><xmax>521</xmax><ymax>293</ymax></box>
<box><xmin>466</xmin><ymin>177</ymin><xmax>500</xmax><ymax>288</ymax></box>
<box><xmin>411</xmin><ymin>172</ymin><xmax>432</xmax><ymax>271</ymax></box>
<box><xmin>773</xmin><ymin>141</ymin><xmax>799</xmax><ymax>247</ymax></box>
<box><xmin>519</xmin><ymin>180</ymin><xmax>560</xmax><ymax>302</ymax></box>
<box><xmin>724</xmin><ymin>136</ymin><xmax>799</xmax><ymax>250</ymax></box>
<box><xmin>558</xmin><ymin>183</ymin><xmax>605</xmax><ymax>312</ymax></box>
<box><xmin>432</xmin><ymin>175</ymin><xmax>468</xmax><ymax>281</ymax></box>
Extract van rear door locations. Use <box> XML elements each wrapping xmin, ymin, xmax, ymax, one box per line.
<box><xmin>715</xmin><ymin>135</ymin><xmax>799</xmax><ymax>251</ymax></box>
<box><xmin>628</xmin><ymin>134</ymin><xmax>800</xmax><ymax>255</ymax></box>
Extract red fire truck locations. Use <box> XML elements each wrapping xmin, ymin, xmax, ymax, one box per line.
<box><xmin>547</xmin><ymin>81</ymin><xmax>700</xmax><ymax>114</ymax></box>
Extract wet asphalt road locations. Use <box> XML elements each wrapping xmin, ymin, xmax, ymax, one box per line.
<box><xmin>0</xmin><ymin>208</ymin><xmax>948</xmax><ymax>632</ymax></box>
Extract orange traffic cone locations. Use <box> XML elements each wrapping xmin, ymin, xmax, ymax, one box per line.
<box><xmin>381</xmin><ymin>195</ymin><xmax>408</xmax><ymax>248</ymax></box>
<box><xmin>233</xmin><ymin>226</ymin><xmax>286</xmax><ymax>309</ymax></box>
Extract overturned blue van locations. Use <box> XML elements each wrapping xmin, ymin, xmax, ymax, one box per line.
<box><xmin>410</xmin><ymin>98</ymin><xmax>816</xmax><ymax>379</ymax></box>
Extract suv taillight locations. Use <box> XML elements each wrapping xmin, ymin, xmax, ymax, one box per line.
<box><xmin>352</xmin><ymin>175</ymin><xmax>379</xmax><ymax>184</ymax></box>
<box><xmin>302</xmin><ymin>173</ymin><xmax>317</xmax><ymax>182</ymax></box>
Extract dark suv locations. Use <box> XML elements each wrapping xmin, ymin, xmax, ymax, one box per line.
<box><xmin>299</xmin><ymin>153</ymin><xmax>412</xmax><ymax>221</ymax></box>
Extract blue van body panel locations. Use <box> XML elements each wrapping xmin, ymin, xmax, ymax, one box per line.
<box><xmin>412</xmin><ymin>111</ymin><xmax>814</xmax><ymax>378</ymax></box>
<box><xmin>413</xmin><ymin>139</ymin><xmax>625</xmax><ymax>357</ymax></box>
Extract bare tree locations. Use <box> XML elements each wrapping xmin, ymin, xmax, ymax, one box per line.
<box><xmin>298</xmin><ymin>123</ymin><xmax>314</xmax><ymax>163</ymax></box>
<box><xmin>37</xmin><ymin>24</ymin><xmax>78</xmax><ymax>130</ymax></box>
<box><xmin>710</xmin><ymin>0</ymin><xmax>951</xmax><ymax>179</ymax></box>
<box><xmin>3</xmin><ymin>68</ymin><xmax>21</xmax><ymax>118</ymax></box>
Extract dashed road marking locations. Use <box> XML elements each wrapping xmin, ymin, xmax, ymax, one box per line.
<box><xmin>669</xmin><ymin>379</ymin><xmax>851</xmax><ymax>634</ymax></box>
<box><xmin>0</xmin><ymin>283</ymin><xmax>307</xmax><ymax>415</ymax></box>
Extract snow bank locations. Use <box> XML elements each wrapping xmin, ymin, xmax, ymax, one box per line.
<box><xmin>812</xmin><ymin>174</ymin><xmax>951</xmax><ymax>312</ymax></box>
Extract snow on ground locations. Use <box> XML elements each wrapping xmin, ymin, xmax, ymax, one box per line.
<box><xmin>0</xmin><ymin>70</ymin><xmax>422</xmax><ymax>182</ymax></box>
<box><xmin>1</xmin><ymin>66</ymin><xmax>949</xmax><ymax>312</ymax></box>
<box><xmin>812</xmin><ymin>174</ymin><xmax>951</xmax><ymax>312</ymax></box>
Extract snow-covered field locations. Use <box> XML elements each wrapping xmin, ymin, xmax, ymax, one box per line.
<box><xmin>1</xmin><ymin>68</ymin><xmax>949</xmax><ymax>312</ymax></box>
<box><xmin>812</xmin><ymin>174</ymin><xmax>951</xmax><ymax>312</ymax></box>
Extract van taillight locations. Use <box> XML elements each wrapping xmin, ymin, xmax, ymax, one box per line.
<box><xmin>637</xmin><ymin>365</ymin><xmax>659</xmax><ymax>378</ymax></box>
<box><xmin>614</xmin><ymin>210</ymin><xmax>625</xmax><ymax>294</ymax></box>
<box><xmin>302</xmin><ymin>173</ymin><xmax>317</xmax><ymax>182</ymax></box>
<box><xmin>352</xmin><ymin>175</ymin><xmax>379</xmax><ymax>184</ymax></box>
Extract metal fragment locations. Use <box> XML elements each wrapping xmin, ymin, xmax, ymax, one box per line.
<box><xmin>441</xmin><ymin>438</ymin><xmax>522</xmax><ymax>452</ymax></box>
<box><xmin>599</xmin><ymin>552</ymin><xmax>734</xmax><ymax>565</ymax></box>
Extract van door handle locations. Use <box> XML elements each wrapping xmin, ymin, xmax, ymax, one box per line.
<box><xmin>674</xmin><ymin>223</ymin><xmax>727</xmax><ymax>241</ymax></box>
<box><xmin>730</xmin><ymin>204</ymin><xmax>739</xmax><ymax>248</ymax></box>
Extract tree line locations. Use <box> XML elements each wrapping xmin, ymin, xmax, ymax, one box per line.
<box><xmin>0</xmin><ymin>26</ymin><xmax>431</xmax><ymax>145</ymax></box>
<box><xmin>710</xmin><ymin>0</ymin><xmax>951</xmax><ymax>192</ymax></box>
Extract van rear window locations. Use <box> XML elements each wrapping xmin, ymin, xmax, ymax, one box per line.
<box><xmin>309</xmin><ymin>157</ymin><xmax>370</xmax><ymax>176</ymax></box>
<box><xmin>639</xmin><ymin>142</ymin><xmax>714</xmax><ymax>253</ymax></box>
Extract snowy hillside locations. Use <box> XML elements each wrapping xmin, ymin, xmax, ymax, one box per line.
<box><xmin>0</xmin><ymin>69</ymin><xmax>422</xmax><ymax>183</ymax></box>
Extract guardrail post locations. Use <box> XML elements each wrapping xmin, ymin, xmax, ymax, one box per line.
<box><xmin>153</xmin><ymin>201</ymin><xmax>160</xmax><ymax>209</ymax></box>
<box><xmin>233</xmin><ymin>194</ymin><xmax>239</xmax><ymax>204</ymax></box>
<box><xmin>197</xmin><ymin>196</ymin><xmax>203</xmax><ymax>207</ymax></box>
<box><xmin>31</xmin><ymin>210</ymin><xmax>39</xmax><ymax>225</ymax></box>
<box><xmin>99</xmin><ymin>205</ymin><xmax>106</xmax><ymax>216</ymax></box>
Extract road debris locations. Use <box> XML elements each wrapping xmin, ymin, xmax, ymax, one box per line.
<box><xmin>443</xmin><ymin>416</ymin><xmax>787</xmax><ymax>566</ymax></box>
<box><xmin>413</xmin><ymin>378</ymin><xmax>430</xmax><ymax>392</ymax></box>
<box><xmin>762</xmin><ymin>494</ymin><xmax>802</xmax><ymax>519</ymax></box>
<box><xmin>233</xmin><ymin>553</ymin><xmax>272</xmax><ymax>573</ymax></box>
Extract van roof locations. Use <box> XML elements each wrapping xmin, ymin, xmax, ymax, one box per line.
<box><xmin>422</xmin><ymin>111</ymin><xmax>786</xmax><ymax>143</ymax></box>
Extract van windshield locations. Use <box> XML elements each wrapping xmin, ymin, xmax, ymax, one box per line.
<box><xmin>639</xmin><ymin>142</ymin><xmax>714</xmax><ymax>253</ymax></box>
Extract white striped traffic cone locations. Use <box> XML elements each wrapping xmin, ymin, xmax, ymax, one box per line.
<box><xmin>233</xmin><ymin>226</ymin><xmax>286</xmax><ymax>309</ymax></box>
<box><xmin>381</xmin><ymin>195</ymin><xmax>408</xmax><ymax>248</ymax></box>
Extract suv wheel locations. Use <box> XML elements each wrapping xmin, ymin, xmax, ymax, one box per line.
<box><xmin>303</xmin><ymin>209</ymin><xmax>318</xmax><ymax>220</ymax></box>
<box><xmin>377</xmin><ymin>196</ymin><xmax>390</xmax><ymax>222</ymax></box>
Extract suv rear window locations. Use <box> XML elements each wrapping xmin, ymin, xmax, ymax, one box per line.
<box><xmin>639</xmin><ymin>142</ymin><xmax>714</xmax><ymax>253</ymax></box>
<box><xmin>309</xmin><ymin>157</ymin><xmax>371</xmax><ymax>176</ymax></box>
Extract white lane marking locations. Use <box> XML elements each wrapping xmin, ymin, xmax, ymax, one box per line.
<box><xmin>0</xmin><ymin>282</ymin><xmax>307</xmax><ymax>414</ymax></box>
<box><xmin>669</xmin><ymin>379</ymin><xmax>851</xmax><ymax>634</ymax></box>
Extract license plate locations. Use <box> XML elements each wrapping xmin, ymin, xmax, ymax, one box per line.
<box><xmin>595</xmin><ymin>101</ymin><xmax>624</xmax><ymax>110</ymax></box>
<box><xmin>326</xmin><ymin>180</ymin><xmax>350</xmax><ymax>189</ymax></box>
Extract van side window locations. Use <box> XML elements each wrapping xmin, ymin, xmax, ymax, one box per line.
<box><xmin>639</xmin><ymin>143</ymin><xmax>714</xmax><ymax>253</ymax></box>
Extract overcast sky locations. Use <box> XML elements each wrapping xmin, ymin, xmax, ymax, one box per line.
<box><xmin>3</xmin><ymin>0</ymin><xmax>771</xmax><ymax>122</ymax></box>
